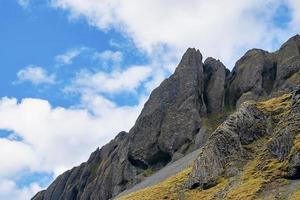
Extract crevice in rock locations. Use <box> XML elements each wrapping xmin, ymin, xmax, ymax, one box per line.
<box><xmin>118</xmin><ymin>179</ymin><xmax>129</xmax><ymax>186</ymax></box>
<box><xmin>202</xmin><ymin>181</ymin><xmax>217</xmax><ymax>190</ymax></box>
<box><xmin>203</xmin><ymin>65</ymin><xmax>212</xmax><ymax>113</ymax></box>
<box><xmin>287</xmin><ymin>166</ymin><xmax>300</xmax><ymax>180</ymax></box>
<box><xmin>202</xmin><ymin>92</ymin><xmax>209</xmax><ymax>113</ymax></box>
<box><xmin>128</xmin><ymin>155</ymin><xmax>148</xmax><ymax>170</ymax></box>
<box><xmin>194</xmin><ymin>127</ymin><xmax>200</xmax><ymax>134</ymax></box>
<box><xmin>224</xmin><ymin>71</ymin><xmax>238</xmax><ymax>108</ymax></box>
<box><xmin>232</xmin><ymin>87</ymin><xmax>242</xmax><ymax>107</ymax></box>
<box><xmin>69</xmin><ymin>187</ymin><xmax>78</xmax><ymax>199</ymax></box>
<box><xmin>190</xmin><ymin>182</ymin><xmax>200</xmax><ymax>189</ymax></box>
<box><xmin>262</xmin><ymin>62</ymin><xmax>277</xmax><ymax>94</ymax></box>
<box><xmin>297</xmin><ymin>45</ymin><xmax>300</xmax><ymax>55</ymax></box>
<box><xmin>181</xmin><ymin>138</ymin><xmax>193</xmax><ymax>154</ymax></box>
<box><xmin>147</xmin><ymin>148</ymin><xmax>171</xmax><ymax>167</ymax></box>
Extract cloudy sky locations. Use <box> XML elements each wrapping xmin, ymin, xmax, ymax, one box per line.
<box><xmin>0</xmin><ymin>0</ymin><xmax>300</xmax><ymax>199</ymax></box>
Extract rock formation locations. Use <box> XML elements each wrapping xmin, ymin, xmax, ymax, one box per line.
<box><xmin>185</xmin><ymin>86</ymin><xmax>300</xmax><ymax>198</ymax></box>
<box><xmin>32</xmin><ymin>35</ymin><xmax>300</xmax><ymax>200</ymax></box>
<box><xmin>226</xmin><ymin>35</ymin><xmax>300</xmax><ymax>108</ymax></box>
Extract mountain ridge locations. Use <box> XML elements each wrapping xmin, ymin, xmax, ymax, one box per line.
<box><xmin>32</xmin><ymin>35</ymin><xmax>300</xmax><ymax>200</ymax></box>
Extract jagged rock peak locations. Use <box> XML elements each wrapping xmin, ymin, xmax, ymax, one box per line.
<box><xmin>128</xmin><ymin>46</ymin><xmax>207</xmax><ymax>169</ymax></box>
<box><xmin>204</xmin><ymin>57</ymin><xmax>226</xmax><ymax>70</ymax></box>
<box><xmin>280</xmin><ymin>34</ymin><xmax>300</xmax><ymax>49</ymax></box>
<box><xmin>183</xmin><ymin>47</ymin><xmax>202</xmax><ymax>60</ymax></box>
<box><xmin>176</xmin><ymin>48</ymin><xmax>203</xmax><ymax>71</ymax></box>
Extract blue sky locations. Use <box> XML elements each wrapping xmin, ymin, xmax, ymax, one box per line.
<box><xmin>0</xmin><ymin>0</ymin><xmax>299</xmax><ymax>199</ymax></box>
<box><xmin>0</xmin><ymin>0</ymin><xmax>149</xmax><ymax>108</ymax></box>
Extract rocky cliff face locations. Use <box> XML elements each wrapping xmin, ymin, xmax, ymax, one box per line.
<box><xmin>33</xmin><ymin>35</ymin><xmax>300</xmax><ymax>200</ymax></box>
<box><xmin>128</xmin><ymin>48</ymin><xmax>206</xmax><ymax>167</ymax></box>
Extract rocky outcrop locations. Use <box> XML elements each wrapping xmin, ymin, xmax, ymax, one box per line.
<box><xmin>226</xmin><ymin>34</ymin><xmax>300</xmax><ymax>108</ymax></box>
<box><xmin>186</xmin><ymin>89</ymin><xmax>300</xmax><ymax>198</ymax></box>
<box><xmin>185</xmin><ymin>101</ymin><xmax>269</xmax><ymax>189</ymax></box>
<box><xmin>128</xmin><ymin>48</ymin><xmax>206</xmax><ymax>167</ymax></box>
<box><xmin>226</xmin><ymin>49</ymin><xmax>275</xmax><ymax>107</ymax></box>
<box><xmin>33</xmin><ymin>35</ymin><xmax>300</xmax><ymax>200</ymax></box>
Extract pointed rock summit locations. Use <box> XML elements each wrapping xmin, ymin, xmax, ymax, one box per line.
<box><xmin>128</xmin><ymin>47</ymin><xmax>207</xmax><ymax>167</ymax></box>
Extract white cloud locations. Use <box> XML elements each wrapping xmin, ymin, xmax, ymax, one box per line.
<box><xmin>0</xmin><ymin>179</ymin><xmax>41</xmax><ymax>200</ymax></box>
<box><xmin>66</xmin><ymin>65</ymin><xmax>152</xmax><ymax>95</ymax></box>
<box><xmin>18</xmin><ymin>0</ymin><xmax>29</xmax><ymax>8</ymax></box>
<box><xmin>288</xmin><ymin>0</ymin><xmax>300</xmax><ymax>29</ymax></box>
<box><xmin>17</xmin><ymin>66</ymin><xmax>56</xmax><ymax>85</ymax></box>
<box><xmin>0</xmin><ymin>96</ymin><xmax>143</xmax><ymax>174</ymax></box>
<box><xmin>93</xmin><ymin>50</ymin><xmax>123</xmax><ymax>65</ymax></box>
<box><xmin>0</xmin><ymin>138</ymin><xmax>38</xmax><ymax>177</ymax></box>
<box><xmin>50</xmin><ymin>0</ymin><xmax>300</xmax><ymax>68</ymax></box>
<box><xmin>0</xmin><ymin>94</ymin><xmax>145</xmax><ymax>198</ymax></box>
<box><xmin>55</xmin><ymin>47</ymin><xmax>86</xmax><ymax>65</ymax></box>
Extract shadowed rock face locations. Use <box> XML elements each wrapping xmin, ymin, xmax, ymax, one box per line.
<box><xmin>32</xmin><ymin>35</ymin><xmax>300</xmax><ymax>200</ymax></box>
<box><xmin>226</xmin><ymin>34</ymin><xmax>300</xmax><ymax>108</ymax></box>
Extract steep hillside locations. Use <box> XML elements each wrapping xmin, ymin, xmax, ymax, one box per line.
<box><xmin>32</xmin><ymin>35</ymin><xmax>300</xmax><ymax>200</ymax></box>
<box><xmin>118</xmin><ymin>88</ymin><xmax>300</xmax><ymax>199</ymax></box>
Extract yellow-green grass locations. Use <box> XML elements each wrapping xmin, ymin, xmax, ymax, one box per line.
<box><xmin>289</xmin><ymin>187</ymin><xmax>300</xmax><ymax>200</ymax></box>
<box><xmin>118</xmin><ymin>168</ymin><xmax>192</xmax><ymax>200</ymax></box>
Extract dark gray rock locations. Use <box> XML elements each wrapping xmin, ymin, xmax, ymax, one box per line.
<box><xmin>225</xmin><ymin>49</ymin><xmax>275</xmax><ymax>108</ymax></box>
<box><xmin>275</xmin><ymin>34</ymin><xmax>300</xmax><ymax>88</ymax></box>
<box><xmin>187</xmin><ymin>84</ymin><xmax>300</xmax><ymax>190</ymax></box>
<box><xmin>185</xmin><ymin>102</ymin><xmax>268</xmax><ymax>189</ymax></box>
<box><xmin>128</xmin><ymin>48</ymin><xmax>207</xmax><ymax>169</ymax></box>
<box><xmin>292</xmin><ymin>83</ymin><xmax>300</xmax><ymax>106</ymax></box>
<box><xmin>203</xmin><ymin>57</ymin><xmax>227</xmax><ymax>114</ymax></box>
<box><xmin>226</xmin><ymin>35</ymin><xmax>300</xmax><ymax>108</ymax></box>
<box><xmin>287</xmin><ymin>151</ymin><xmax>300</xmax><ymax>179</ymax></box>
<box><xmin>267</xmin><ymin>129</ymin><xmax>294</xmax><ymax>161</ymax></box>
<box><xmin>32</xmin><ymin>191</ymin><xmax>45</xmax><ymax>200</ymax></box>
